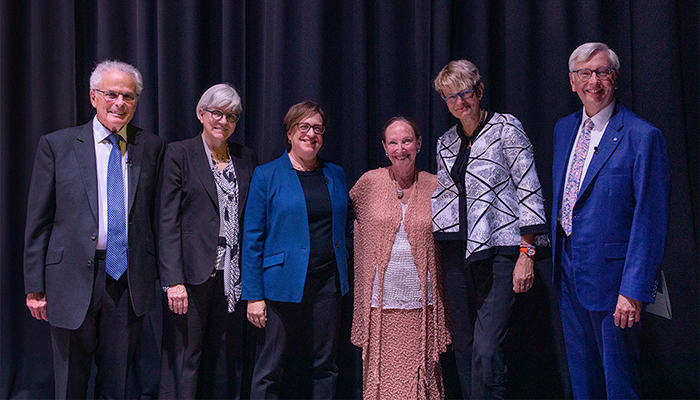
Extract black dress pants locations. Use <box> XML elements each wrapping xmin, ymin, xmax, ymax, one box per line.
<box><xmin>50</xmin><ymin>253</ymin><xmax>143</xmax><ymax>399</ymax></box>
<box><xmin>159</xmin><ymin>270</ymin><xmax>247</xmax><ymax>399</ymax></box>
<box><xmin>441</xmin><ymin>241</ymin><xmax>517</xmax><ymax>399</ymax></box>
<box><xmin>250</xmin><ymin>271</ymin><xmax>341</xmax><ymax>400</ymax></box>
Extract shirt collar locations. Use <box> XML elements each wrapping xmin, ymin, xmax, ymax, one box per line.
<box><xmin>582</xmin><ymin>100</ymin><xmax>615</xmax><ymax>129</ymax></box>
<box><xmin>93</xmin><ymin>116</ymin><xmax>127</xmax><ymax>144</ymax></box>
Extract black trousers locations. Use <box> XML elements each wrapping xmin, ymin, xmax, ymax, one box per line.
<box><xmin>441</xmin><ymin>241</ymin><xmax>517</xmax><ymax>399</ymax></box>
<box><xmin>159</xmin><ymin>270</ymin><xmax>247</xmax><ymax>399</ymax></box>
<box><xmin>50</xmin><ymin>252</ymin><xmax>143</xmax><ymax>399</ymax></box>
<box><xmin>250</xmin><ymin>271</ymin><xmax>341</xmax><ymax>400</ymax></box>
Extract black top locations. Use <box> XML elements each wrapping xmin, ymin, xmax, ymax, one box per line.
<box><xmin>297</xmin><ymin>168</ymin><xmax>338</xmax><ymax>278</ymax></box>
<box><xmin>450</xmin><ymin>111</ymin><xmax>490</xmax><ymax>239</ymax></box>
<box><xmin>448</xmin><ymin>110</ymin><xmax>546</xmax><ymax>262</ymax></box>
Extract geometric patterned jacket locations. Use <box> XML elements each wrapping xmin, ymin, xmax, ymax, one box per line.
<box><xmin>432</xmin><ymin>112</ymin><xmax>548</xmax><ymax>261</ymax></box>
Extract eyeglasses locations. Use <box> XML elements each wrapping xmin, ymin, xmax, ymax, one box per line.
<box><xmin>442</xmin><ymin>88</ymin><xmax>475</xmax><ymax>104</ymax></box>
<box><xmin>94</xmin><ymin>89</ymin><xmax>138</xmax><ymax>102</ymax></box>
<box><xmin>571</xmin><ymin>67</ymin><xmax>617</xmax><ymax>81</ymax></box>
<box><xmin>204</xmin><ymin>109</ymin><xmax>240</xmax><ymax>123</ymax></box>
<box><xmin>294</xmin><ymin>122</ymin><xmax>325</xmax><ymax>135</ymax></box>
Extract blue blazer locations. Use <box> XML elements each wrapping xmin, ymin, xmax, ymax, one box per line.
<box><xmin>551</xmin><ymin>103</ymin><xmax>670</xmax><ymax>311</ymax></box>
<box><xmin>241</xmin><ymin>152</ymin><xmax>351</xmax><ymax>303</ymax></box>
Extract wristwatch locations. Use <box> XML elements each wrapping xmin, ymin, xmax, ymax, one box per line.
<box><xmin>519</xmin><ymin>244</ymin><xmax>536</xmax><ymax>257</ymax></box>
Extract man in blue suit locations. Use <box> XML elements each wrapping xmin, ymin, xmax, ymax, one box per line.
<box><xmin>551</xmin><ymin>42</ymin><xmax>670</xmax><ymax>399</ymax></box>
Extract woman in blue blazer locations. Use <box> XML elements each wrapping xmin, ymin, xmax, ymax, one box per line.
<box><xmin>242</xmin><ymin>101</ymin><xmax>352</xmax><ymax>399</ymax></box>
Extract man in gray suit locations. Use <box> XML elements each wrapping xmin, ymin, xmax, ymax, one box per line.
<box><xmin>24</xmin><ymin>60</ymin><xmax>165</xmax><ymax>399</ymax></box>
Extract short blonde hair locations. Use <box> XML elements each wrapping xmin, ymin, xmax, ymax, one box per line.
<box><xmin>434</xmin><ymin>59</ymin><xmax>482</xmax><ymax>95</ymax></box>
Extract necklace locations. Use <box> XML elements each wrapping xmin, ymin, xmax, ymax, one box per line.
<box><xmin>289</xmin><ymin>152</ymin><xmax>319</xmax><ymax>171</ymax></box>
<box><xmin>465</xmin><ymin>108</ymin><xmax>487</xmax><ymax>143</ymax></box>
<box><xmin>210</xmin><ymin>146</ymin><xmax>230</xmax><ymax>163</ymax></box>
<box><xmin>390</xmin><ymin>167</ymin><xmax>417</xmax><ymax>199</ymax></box>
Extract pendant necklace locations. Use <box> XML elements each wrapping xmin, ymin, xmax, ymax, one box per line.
<box><xmin>390</xmin><ymin>168</ymin><xmax>417</xmax><ymax>199</ymax></box>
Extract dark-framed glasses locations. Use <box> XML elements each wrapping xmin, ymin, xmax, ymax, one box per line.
<box><xmin>295</xmin><ymin>122</ymin><xmax>325</xmax><ymax>135</ymax></box>
<box><xmin>442</xmin><ymin>88</ymin><xmax>474</xmax><ymax>104</ymax></box>
<box><xmin>94</xmin><ymin>89</ymin><xmax>138</xmax><ymax>102</ymax></box>
<box><xmin>204</xmin><ymin>109</ymin><xmax>240</xmax><ymax>123</ymax></box>
<box><xmin>571</xmin><ymin>66</ymin><xmax>617</xmax><ymax>81</ymax></box>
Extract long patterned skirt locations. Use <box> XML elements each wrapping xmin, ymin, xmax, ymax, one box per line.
<box><xmin>363</xmin><ymin>306</ymin><xmax>444</xmax><ymax>400</ymax></box>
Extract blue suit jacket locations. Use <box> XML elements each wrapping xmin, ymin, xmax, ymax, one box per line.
<box><xmin>241</xmin><ymin>152</ymin><xmax>351</xmax><ymax>303</ymax></box>
<box><xmin>551</xmin><ymin>103</ymin><xmax>670</xmax><ymax>311</ymax></box>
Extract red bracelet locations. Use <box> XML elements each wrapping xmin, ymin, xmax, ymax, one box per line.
<box><xmin>520</xmin><ymin>244</ymin><xmax>536</xmax><ymax>256</ymax></box>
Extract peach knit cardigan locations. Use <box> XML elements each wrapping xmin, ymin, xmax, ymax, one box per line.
<box><xmin>350</xmin><ymin>168</ymin><xmax>451</xmax><ymax>394</ymax></box>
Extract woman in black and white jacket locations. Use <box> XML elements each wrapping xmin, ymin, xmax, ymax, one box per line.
<box><xmin>431</xmin><ymin>59</ymin><xmax>549</xmax><ymax>399</ymax></box>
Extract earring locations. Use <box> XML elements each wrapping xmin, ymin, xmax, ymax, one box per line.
<box><xmin>385</xmin><ymin>152</ymin><xmax>389</xmax><ymax>157</ymax></box>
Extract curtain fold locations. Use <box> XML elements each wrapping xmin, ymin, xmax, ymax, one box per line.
<box><xmin>1</xmin><ymin>1</ymin><xmax>697</xmax><ymax>398</ymax></box>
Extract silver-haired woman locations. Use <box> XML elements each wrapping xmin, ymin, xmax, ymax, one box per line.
<box><xmin>158</xmin><ymin>83</ymin><xmax>258</xmax><ymax>399</ymax></box>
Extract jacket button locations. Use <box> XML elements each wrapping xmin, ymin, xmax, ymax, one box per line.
<box><xmin>91</xmin><ymin>233</ymin><xmax>96</xmax><ymax>240</ymax></box>
<box><xmin>87</xmin><ymin>260</ymin><xmax>92</xmax><ymax>267</ymax></box>
<box><xmin>335</xmin><ymin>241</ymin><xmax>340</xmax><ymax>248</ymax></box>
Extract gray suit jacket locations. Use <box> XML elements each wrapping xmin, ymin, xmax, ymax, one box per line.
<box><xmin>24</xmin><ymin>120</ymin><xmax>166</xmax><ymax>329</ymax></box>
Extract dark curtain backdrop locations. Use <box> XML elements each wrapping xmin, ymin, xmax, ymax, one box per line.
<box><xmin>1</xmin><ymin>1</ymin><xmax>697</xmax><ymax>399</ymax></box>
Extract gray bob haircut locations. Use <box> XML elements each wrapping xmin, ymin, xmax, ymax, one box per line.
<box><xmin>434</xmin><ymin>59</ymin><xmax>482</xmax><ymax>95</ymax></box>
<box><xmin>89</xmin><ymin>60</ymin><xmax>144</xmax><ymax>95</ymax></box>
<box><xmin>568</xmin><ymin>42</ymin><xmax>620</xmax><ymax>72</ymax></box>
<box><xmin>196</xmin><ymin>83</ymin><xmax>242</xmax><ymax>118</ymax></box>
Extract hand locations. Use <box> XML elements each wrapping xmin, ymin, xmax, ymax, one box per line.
<box><xmin>614</xmin><ymin>294</ymin><xmax>641</xmax><ymax>329</ymax></box>
<box><xmin>247</xmin><ymin>299</ymin><xmax>267</xmax><ymax>328</ymax></box>
<box><xmin>26</xmin><ymin>292</ymin><xmax>48</xmax><ymax>321</ymax></box>
<box><xmin>167</xmin><ymin>284</ymin><xmax>188</xmax><ymax>314</ymax></box>
<box><xmin>513</xmin><ymin>253</ymin><xmax>535</xmax><ymax>293</ymax></box>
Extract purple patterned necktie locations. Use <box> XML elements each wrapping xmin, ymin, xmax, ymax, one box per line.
<box><xmin>561</xmin><ymin>118</ymin><xmax>594</xmax><ymax>236</ymax></box>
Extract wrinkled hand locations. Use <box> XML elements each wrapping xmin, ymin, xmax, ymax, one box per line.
<box><xmin>513</xmin><ymin>254</ymin><xmax>534</xmax><ymax>293</ymax></box>
<box><xmin>167</xmin><ymin>284</ymin><xmax>188</xmax><ymax>314</ymax></box>
<box><xmin>247</xmin><ymin>299</ymin><xmax>267</xmax><ymax>328</ymax></box>
<box><xmin>614</xmin><ymin>294</ymin><xmax>641</xmax><ymax>329</ymax></box>
<box><xmin>26</xmin><ymin>292</ymin><xmax>48</xmax><ymax>321</ymax></box>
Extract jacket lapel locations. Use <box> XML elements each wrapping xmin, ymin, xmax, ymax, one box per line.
<box><xmin>75</xmin><ymin>123</ymin><xmax>99</xmax><ymax>225</ymax></box>
<box><xmin>191</xmin><ymin>136</ymin><xmax>218</xmax><ymax>207</ymax></box>
<box><xmin>578</xmin><ymin>105</ymin><xmax>625</xmax><ymax>199</ymax></box>
<box><xmin>126</xmin><ymin>125</ymin><xmax>144</xmax><ymax>214</ymax></box>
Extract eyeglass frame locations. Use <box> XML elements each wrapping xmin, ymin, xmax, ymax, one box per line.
<box><xmin>293</xmin><ymin>122</ymin><xmax>325</xmax><ymax>135</ymax></box>
<box><xmin>570</xmin><ymin>66</ymin><xmax>617</xmax><ymax>82</ymax></box>
<box><xmin>442</xmin><ymin>87</ymin><xmax>475</xmax><ymax>104</ymax></box>
<box><xmin>93</xmin><ymin>88</ymin><xmax>139</xmax><ymax>102</ymax></box>
<box><xmin>203</xmin><ymin>108</ymin><xmax>240</xmax><ymax>123</ymax></box>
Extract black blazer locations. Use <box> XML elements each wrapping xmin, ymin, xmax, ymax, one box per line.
<box><xmin>157</xmin><ymin>134</ymin><xmax>258</xmax><ymax>287</ymax></box>
<box><xmin>24</xmin><ymin>121</ymin><xmax>166</xmax><ymax>330</ymax></box>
